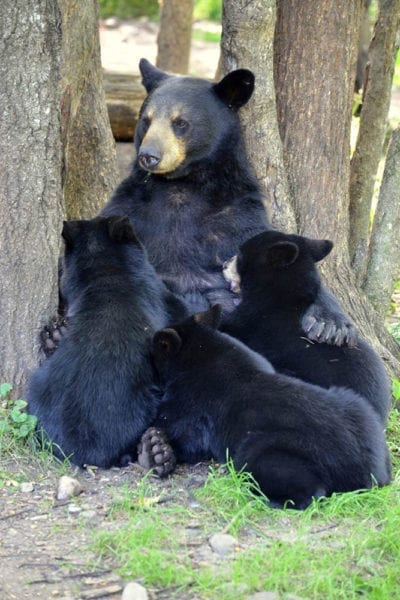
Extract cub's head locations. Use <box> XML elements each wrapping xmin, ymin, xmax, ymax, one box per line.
<box><xmin>61</xmin><ymin>216</ymin><xmax>142</xmax><ymax>304</ymax></box>
<box><xmin>223</xmin><ymin>231</ymin><xmax>333</xmax><ymax>308</ymax></box>
<box><xmin>135</xmin><ymin>58</ymin><xmax>254</xmax><ymax>178</ymax></box>
<box><xmin>152</xmin><ymin>304</ymin><xmax>222</xmax><ymax>377</ymax></box>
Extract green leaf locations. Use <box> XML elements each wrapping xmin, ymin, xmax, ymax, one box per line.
<box><xmin>0</xmin><ymin>383</ymin><xmax>12</xmax><ymax>397</ymax></box>
<box><xmin>10</xmin><ymin>408</ymin><xmax>27</xmax><ymax>423</ymax></box>
<box><xmin>392</xmin><ymin>378</ymin><xmax>400</xmax><ymax>402</ymax></box>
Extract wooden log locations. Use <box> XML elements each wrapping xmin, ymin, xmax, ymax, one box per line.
<box><xmin>103</xmin><ymin>71</ymin><xmax>146</xmax><ymax>141</ymax></box>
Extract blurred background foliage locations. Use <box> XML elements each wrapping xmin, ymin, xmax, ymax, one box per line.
<box><xmin>98</xmin><ymin>0</ymin><xmax>222</xmax><ymax>21</ymax></box>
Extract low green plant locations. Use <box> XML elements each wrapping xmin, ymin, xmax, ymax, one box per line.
<box><xmin>0</xmin><ymin>383</ymin><xmax>37</xmax><ymax>448</ymax></box>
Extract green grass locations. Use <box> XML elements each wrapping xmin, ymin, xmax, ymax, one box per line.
<box><xmin>192</xmin><ymin>29</ymin><xmax>221</xmax><ymax>44</ymax></box>
<box><xmin>2</xmin><ymin>378</ymin><xmax>399</xmax><ymax>598</ymax></box>
<box><xmin>92</xmin><ymin>439</ymin><xmax>400</xmax><ymax>599</ymax></box>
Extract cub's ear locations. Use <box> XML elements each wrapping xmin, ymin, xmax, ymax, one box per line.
<box><xmin>306</xmin><ymin>238</ymin><xmax>333</xmax><ymax>263</ymax></box>
<box><xmin>266</xmin><ymin>241</ymin><xmax>299</xmax><ymax>268</ymax></box>
<box><xmin>213</xmin><ymin>69</ymin><xmax>255</xmax><ymax>110</ymax></box>
<box><xmin>193</xmin><ymin>304</ymin><xmax>222</xmax><ymax>329</ymax></box>
<box><xmin>153</xmin><ymin>328</ymin><xmax>182</xmax><ymax>358</ymax></box>
<box><xmin>62</xmin><ymin>220</ymin><xmax>85</xmax><ymax>249</ymax></box>
<box><xmin>107</xmin><ymin>216</ymin><xmax>139</xmax><ymax>244</ymax></box>
<box><xmin>139</xmin><ymin>58</ymin><xmax>169</xmax><ymax>93</ymax></box>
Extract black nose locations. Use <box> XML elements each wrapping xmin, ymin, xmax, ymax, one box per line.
<box><xmin>138</xmin><ymin>152</ymin><xmax>161</xmax><ymax>170</ymax></box>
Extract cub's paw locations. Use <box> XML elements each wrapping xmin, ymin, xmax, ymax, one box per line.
<box><xmin>137</xmin><ymin>427</ymin><xmax>176</xmax><ymax>478</ymax></box>
<box><xmin>40</xmin><ymin>315</ymin><xmax>68</xmax><ymax>359</ymax></box>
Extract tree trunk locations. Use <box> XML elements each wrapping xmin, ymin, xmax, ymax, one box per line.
<box><xmin>60</xmin><ymin>0</ymin><xmax>118</xmax><ymax>219</ymax></box>
<box><xmin>364</xmin><ymin>126</ymin><xmax>400</xmax><ymax>316</ymax></box>
<box><xmin>0</xmin><ymin>1</ymin><xmax>63</xmax><ymax>391</ymax></box>
<box><xmin>156</xmin><ymin>0</ymin><xmax>194</xmax><ymax>74</ymax></box>
<box><xmin>220</xmin><ymin>0</ymin><xmax>296</xmax><ymax>232</ymax></box>
<box><xmin>349</xmin><ymin>0</ymin><xmax>400</xmax><ymax>284</ymax></box>
<box><xmin>0</xmin><ymin>0</ymin><xmax>118</xmax><ymax>393</ymax></box>
<box><xmin>273</xmin><ymin>0</ymin><xmax>399</xmax><ymax>376</ymax></box>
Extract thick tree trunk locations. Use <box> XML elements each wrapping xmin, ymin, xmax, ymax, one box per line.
<box><xmin>156</xmin><ymin>0</ymin><xmax>194</xmax><ymax>74</ymax></box>
<box><xmin>364</xmin><ymin>126</ymin><xmax>400</xmax><ymax>316</ymax></box>
<box><xmin>349</xmin><ymin>0</ymin><xmax>400</xmax><ymax>284</ymax></box>
<box><xmin>274</xmin><ymin>0</ymin><xmax>399</xmax><ymax>378</ymax></box>
<box><xmin>0</xmin><ymin>0</ymin><xmax>119</xmax><ymax>393</ymax></box>
<box><xmin>60</xmin><ymin>0</ymin><xmax>118</xmax><ymax>219</ymax></box>
<box><xmin>220</xmin><ymin>0</ymin><xmax>296</xmax><ymax>232</ymax></box>
<box><xmin>0</xmin><ymin>1</ymin><xmax>63</xmax><ymax>391</ymax></box>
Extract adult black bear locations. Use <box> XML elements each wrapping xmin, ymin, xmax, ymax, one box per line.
<box><xmin>29</xmin><ymin>216</ymin><xmax>184</xmax><ymax>468</ymax></box>
<box><xmin>98</xmin><ymin>58</ymin><xmax>355</xmax><ymax>345</ymax></box>
<box><xmin>146</xmin><ymin>306</ymin><xmax>390</xmax><ymax>509</ymax></box>
<box><xmin>221</xmin><ymin>230</ymin><xmax>391</xmax><ymax>424</ymax></box>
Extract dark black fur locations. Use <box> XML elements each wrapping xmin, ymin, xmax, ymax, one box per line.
<box><xmin>152</xmin><ymin>306</ymin><xmax>391</xmax><ymax>509</ymax></box>
<box><xmin>28</xmin><ymin>216</ymin><xmax>186</xmax><ymax>467</ymax></box>
<box><xmin>100</xmin><ymin>59</ymin><xmax>355</xmax><ymax>344</ymax></box>
<box><xmin>222</xmin><ymin>231</ymin><xmax>391</xmax><ymax>424</ymax></box>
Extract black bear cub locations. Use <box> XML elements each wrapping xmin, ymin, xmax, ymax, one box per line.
<box><xmin>150</xmin><ymin>306</ymin><xmax>391</xmax><ymax>509</ymax></box>
<box><xmin>222</xmin><ymin>231</ymin><xmax>391</xmax><ymax>425</ymax></box>
<box><xmin>28</xmin><ymin>216</ymin><xmax>185</xmax><ymax>468</ymax></box>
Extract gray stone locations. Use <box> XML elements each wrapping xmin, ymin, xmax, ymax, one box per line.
<box><xmin>209</xmin><ymin>533</ymin><xmax>238</xmax><ymax>556</ymax></box>
<box><xmin>20</xmin><ymin>481</ymin><xmax>34</xmax><ymax>493</ymax></box>
<box><xmin>56</xmin><ymin>475</ymin><xmax>83</xmax><ymax>501</ymax></box>
<box><xmin>121</xmin><ymin>581</ymin><xmax>149</xmax><ymax>600</ymax></box>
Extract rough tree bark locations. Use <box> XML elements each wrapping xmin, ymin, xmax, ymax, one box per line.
<box><xmin>156</xmin><ymin>0</ymin><xmax>194</xmax><ymax>74</ymax></box>
<box><xmin>364</xmin><ymin>126</ymin><xmax>400</xmax><ymax>316</ymax></box>
<box><xmin>0</xmin><ymin>1</ymin><xmax>63</xmax><ymax>391</ymax></box>
<box><xmin>221</xmin><ymin>0</ymin><xmax>399</xmax><ymax>376</ymax></box>
<box><xmin>60</xmin><ymin>0</ymin><xmax>118</xmax><ymax>219</ymax></box>
<box><xmin>0</xmin><ymin>0</ymin><xmax>118</xmax><ymax>393</ymax></box>
<box><xmin>349</xmin><ymin>0</ymin><xmax>400</xmax><ymax>285</ymax></box>
<box><xmin>220</xmin><ymin>0</ymin><xmax>296</xmax><ymax>232</ymax></box>
<box><xmin>273</xmin><ymin>0</ymin><xmax>399</xmax><ymax>376</ymax></box>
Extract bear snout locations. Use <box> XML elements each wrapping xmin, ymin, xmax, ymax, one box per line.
<box><xmin>138</xmin><ymin>150</ymin><xmax>161</xmax><ymax>171</ymax></box>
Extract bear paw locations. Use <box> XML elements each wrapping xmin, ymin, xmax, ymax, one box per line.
<box><xmin>40</xmin><ymin>315</ymin><xmax>68</xmax><ymax>359</ymax></box>
<box><xmin>137</xmin><ymin>427</ymin><xmax>176</xmax><ymax>478</ymax></box>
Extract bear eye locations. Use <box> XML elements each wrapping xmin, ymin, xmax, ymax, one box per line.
<box><xmin>172</xmin><ymin>117</ymin><xmax>189</xmax><ymax>136</ymax></box>
<box><xmin>141</xmin><ymin>115</ymin><xmax>151</xmax><ymax>131</ymax></box>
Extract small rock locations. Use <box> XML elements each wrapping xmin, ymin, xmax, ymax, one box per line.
<box><xmin>56</xmin><ymin>476</ymin><xmax>83</xmax><ymax>501</ymax></box>
<box><xmin>121</xmin><ymin>581</ymin><xmax>149</xmax><ymax>600</ymax></box>
<box><xmin>209</xmin><ymin>533</ymin><xmax>238</xmax><ymax>556</ymax></box>
<box><xmin>80</xmin><ymin>510</ymin><xmax>98</xmax><ymax>522</ymax></box>
<box><xmin>20</xmin><ymin>481</ymin><xmax>34</xmax><ymax>493</ymax></box>
<box><xmin>68</xmin><ymin>503</ymin><xmax>81</xmax><ymax>515</ymax></box>
<box><xmin>104</xmin><ymin>17</ymin><xmax>119</xmax><ymax>29</ymax></box>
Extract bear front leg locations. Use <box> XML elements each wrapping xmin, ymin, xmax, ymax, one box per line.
<box><xmin>137</xmin><ymin>427</ymin><xmax>177</xmax><ymax>477</ymax></box>
<box><xmin>301</xmin><ymin>285</ymin><xmax>357</xmax><ymax>347</ymax></box>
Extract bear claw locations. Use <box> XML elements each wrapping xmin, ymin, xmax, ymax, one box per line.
<box><xmin>40</xmin><ymin>315</ymin><xmax>68</xmax><ymax>359</ymax></box>
<box><xmin>137</xmin><ymin>427</ymin><xmax>176</xmax><ymax>477</ymax></box>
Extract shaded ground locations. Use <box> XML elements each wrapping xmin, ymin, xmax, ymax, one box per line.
<box><xmin>0</xmin><ymin>458</ymin><xmax>211</xmax><ymax>599</ymax></box>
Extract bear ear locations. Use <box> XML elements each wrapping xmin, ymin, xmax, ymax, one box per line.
<box><xmin>139</xmin><ymin>58</ymin><xmax>169</xmax><ymax>93</ymax></box>
<box><xmin>107</xmin><ymin>216</ymin><xmax>139</xmax><ymax>244</ymax></box>
<box><xmin>306</xmin><ymin>239</ymin><xmax>333</xmax><ymax>263</ymax></box>
<box><xmin>62</xmin><ymin>220</ymin><xmax>84</xmax><ymax>249</ymax></box>
<box><xmin>266</xmin><ymin>241</ymin><xmax>299</xmax><ymax>268</ymax></box>
<box><xmin>153</xmin><ymin>328</ymin><xmax>182</xmax><ymax>358</ymax></box>
<box><xmin>193</xmin><ymin>304</ymin><xmax>222</xmax><ymax>329</ymax></box>
<box><xmin>213</xmin><ymin>69</ymin><xmax>255</xmax><ymax>110</ymax></box>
